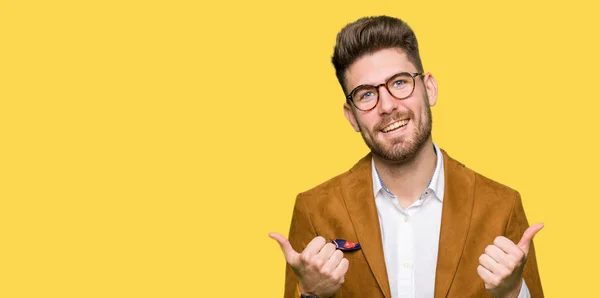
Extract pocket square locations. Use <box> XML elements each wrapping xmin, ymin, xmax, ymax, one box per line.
<box><xmin>332</xmin><ymin>239</ymin><xmax>361</xmax><ymax>251</ymax></box>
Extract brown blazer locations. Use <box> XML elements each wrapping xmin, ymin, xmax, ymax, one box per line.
<box><xmin>284</xmin><ymin>149</ymin><xmax>543</xmax><ymax>298</ymax></box>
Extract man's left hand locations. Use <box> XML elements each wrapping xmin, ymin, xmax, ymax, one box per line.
<box><xmin>477</xmin><ymin>223</ymin><xmax>544</xmax><ymax>298</ymax></box>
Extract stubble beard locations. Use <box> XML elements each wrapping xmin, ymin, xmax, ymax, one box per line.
<box><xmin>358</xmin><ymin>100</ymin><xmax>432</xmax><ymax>163</ymax></box>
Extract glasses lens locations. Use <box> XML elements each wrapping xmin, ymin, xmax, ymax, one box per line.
<box><xmin>351</xmin><ymin>86</ymin><xmax>378</xmax><ymax>111</ymax></box>
<box><xmin>387</xmin><ymin>73</ymin><xmax>415</xmax><ymax>99</ymax></box>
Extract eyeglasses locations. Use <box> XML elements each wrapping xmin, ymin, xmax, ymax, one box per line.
<box><xmin>346</xmin><ymin>72</ymin><xmax>423</xmax><ymax>111</ymax></box>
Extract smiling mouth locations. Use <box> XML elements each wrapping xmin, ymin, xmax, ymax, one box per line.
<box><xmin>381</xmin><ymin>119</ymin><xmax>409</xmax><ymax>133</ymax></box>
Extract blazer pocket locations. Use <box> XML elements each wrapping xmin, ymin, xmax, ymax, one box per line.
<box><xmin>340</xmin><ymin>256</ymin><xmax>382</xmax><ymax>297</ymax></box>
<box><xmin>342</xmin><ymin>249</ymin><xmax>366</xmax><ymax>262</ymax></box>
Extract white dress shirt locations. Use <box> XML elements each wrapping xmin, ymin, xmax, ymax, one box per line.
<box><xmin>372</xmin><ymin>143</ymin><xmax>530</xmax><ymax>298</ymax></box>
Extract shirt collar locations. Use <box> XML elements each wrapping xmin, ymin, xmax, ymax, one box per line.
<box><xmin>371</xmin><ymin>143</ymin><xmax>445</xmax><ymax>201</ymax></box>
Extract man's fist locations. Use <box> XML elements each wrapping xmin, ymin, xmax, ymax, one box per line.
<box><xmin>269</xmin><ymin>233</ymin><xmax>349</xmax><ymax>298</ymax></box>
<box><xmin>477</xmin><ymin>223</ymin><xmax>544</xmax><ymax>298</ymax></box>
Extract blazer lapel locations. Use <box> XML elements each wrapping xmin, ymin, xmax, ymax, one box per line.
<box><xmin>340</xmin><ymin>153</ymin><xmax>392</xmax><ymax>298</ymax></box>
<box><xmin>434</xmin><ymin>150</ymin><xmax>476</xmax><ymax>298</ymax></box>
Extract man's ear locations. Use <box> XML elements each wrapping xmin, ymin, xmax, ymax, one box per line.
<box><xmin>423</xmin><ymin>73</ymin><xmax>438</xmax><ymax>107</ymax></box>
<box><xmin>343</xmin><ymin>103</ymin><xmax>360</xmax><ymax>132</ymax></box>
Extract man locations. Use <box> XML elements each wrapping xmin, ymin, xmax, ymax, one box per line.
<box><xmin>269</xmin><ymin>16</ymin><xmax>543</xmax><ymax>298</ymax></box>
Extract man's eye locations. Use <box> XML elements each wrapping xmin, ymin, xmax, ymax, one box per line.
<box><xmin>360</xmin><ymin>92</ymin><xmax>376</xmax><ymax>100</ymax></box>
<box><xmin>392</xmin><ymin>80</ymin><xmax>407</xmax><ymax>88</ymax></box>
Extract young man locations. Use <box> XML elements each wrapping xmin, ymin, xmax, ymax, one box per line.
<box><xmin>270</xmin><ymin>16</ymin><xmax>543</xmax><ymax>298</ymax></box>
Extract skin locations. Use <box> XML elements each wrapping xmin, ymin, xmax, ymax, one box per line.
<box><xmin>477</xmin><ymin>223</ymin><xmax>544</xmax><ymax>298</ymax></box>
<box><xmin>271</xmin><ymin>48</ymin><xmax>543</xmax><ymax>298</ymax></box>
<box><xmin>269</xmin><ymin>233</ymin><xmax>348</xmax><ymax>297</ymax></box>
<box><xmin>343</xmin><ymin>48</ymin><xmax>438</xmax><ymax>208</ymax></box>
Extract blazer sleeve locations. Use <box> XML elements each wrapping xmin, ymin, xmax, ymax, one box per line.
<box><xmin>505</xmin><ymin>192</ymin><xmax>544</xmax><ymax>298</ymax></box>
<box><xmin>284</xmin><ymin>193</ymin><xmax>318</xmax><ymax>298</ymax></box>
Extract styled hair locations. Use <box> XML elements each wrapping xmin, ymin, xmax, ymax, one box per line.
<box><xmin>331</xmin><ymin>16</ymin><xmax>424</xmax><ymax>94</ymax></box>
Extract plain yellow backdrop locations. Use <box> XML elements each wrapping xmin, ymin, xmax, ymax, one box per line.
<box><xmin>1</xmin><ymin>0</ymin><xmax>598</xmax><ymax>297</ymax></box>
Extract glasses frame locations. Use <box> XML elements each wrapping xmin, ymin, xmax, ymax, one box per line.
<box><xmin>345</xmin><ymin>72</ymin><xmax>423</xmax><ymax>111</ymax></box>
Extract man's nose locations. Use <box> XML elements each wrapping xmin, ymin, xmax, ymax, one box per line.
<box><xmin>377</xmin><ymin>85</ymin><xmax>397</xmax><ymax>114</ymax></box>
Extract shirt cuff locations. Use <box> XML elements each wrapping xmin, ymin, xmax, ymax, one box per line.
<box><xmin>517</xmin><ymin>278</ymin><xmax>530</xmax><ymax>298</ymax></box>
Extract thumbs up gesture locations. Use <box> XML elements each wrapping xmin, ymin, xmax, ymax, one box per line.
<box><xmin>477</xmin><ymin>223</ymin><xmax>544</xmax><ymax>298</ymax></box>
<box><xmin>269</xmin><ymin>233</ymin><xmax>349</xmax><ymax>298</ymax></box>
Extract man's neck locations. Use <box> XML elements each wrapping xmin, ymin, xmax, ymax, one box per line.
<box><xmin>373</xmin><ymin>139</ymin><xmax>437</xmax><ymax>207</ymax></box>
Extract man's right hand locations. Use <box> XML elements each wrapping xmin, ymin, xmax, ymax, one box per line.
<box><xmin>269</xmin><ymin>233</ymin><xmax>349</xmax><ymax>298</ymax></box>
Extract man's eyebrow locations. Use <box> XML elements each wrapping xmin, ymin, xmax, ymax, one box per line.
<box><xmin>353</xmin><ymin>71</ymin><xmax>414</xmax><ymax>88</ymax></box>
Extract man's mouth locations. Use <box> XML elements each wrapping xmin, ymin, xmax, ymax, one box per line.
<box><xmin>381</xmin><ymin>119</ymin><xmax>409</xmax><ymax>133</ymax></box>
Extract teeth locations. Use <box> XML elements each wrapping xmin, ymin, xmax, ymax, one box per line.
<box><xmin>382</xmin><ymin>119</ymin><xmax>409</xmax><ymax>133</ymax></box>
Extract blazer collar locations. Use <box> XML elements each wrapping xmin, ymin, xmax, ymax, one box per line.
<box><xmin>340</xmin><ymin>152</ymin><xmax>392</xmax><ymax>298</ymax></box>
<box><xmin>434</xmin><ymin>150</ymin><xmax>475</xmax><ymax>298</ymax></box>
<box><xmin>339</xmin><ymin>150</ymin><xmax>474</xmax><ymax>298</ymax></box>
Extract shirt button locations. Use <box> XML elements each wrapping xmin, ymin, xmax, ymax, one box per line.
<box><xmin>404</xmin><ymin>216</ymin><xmax>409</xmax><ymax>222</ymax></box>
<box><xmin>404</xmin><ymin>263</ymin><xmax>410</xmax><ymax>268</ymax></box>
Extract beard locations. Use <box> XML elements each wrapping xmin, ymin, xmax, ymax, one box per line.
<box><xmin>357</xmin><ymin>97</ymin><xmax>432</xmax><ymax>163</ymax></box>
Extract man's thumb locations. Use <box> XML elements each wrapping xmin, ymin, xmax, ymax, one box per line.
<box><xmin>517</xmin><ymin>223</ymin><xmax>544</xmax><ymax>255</ymax></box>
<box><xmin>269</xmin><ymin>232</ymin><xmax>299</xmax><ymax>265</ymax></box>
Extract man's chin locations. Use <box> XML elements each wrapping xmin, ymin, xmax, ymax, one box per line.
<box><xmin>371</xmin><ymin>146</ymin><xmax>413</xmax><ymax>163</ymax></box>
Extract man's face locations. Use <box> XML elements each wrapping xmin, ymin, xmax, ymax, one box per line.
<box><xmin>343</xmin><ymin>48</ymin><xmax>438</xmax><ymax>162</ymax></box>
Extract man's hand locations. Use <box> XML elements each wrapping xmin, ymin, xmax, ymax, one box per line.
<box><xmin>477</xmin><ymin>223</ymin><xmax>544</xmax><ymax>298</ymax></box>
<box><xmin>269</xmin><ymin>233</ymin><xmax>349</xmax><ymax>298</ymax></box>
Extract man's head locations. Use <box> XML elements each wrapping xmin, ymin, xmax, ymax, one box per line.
<box><xmin>332</xmin><ymin>16</ymin><xmax>424</xmax><ymax>94</ymax></box>
<box><xmin>332</xmin><ymin>16</ymin><xmax>438</xmax><ymax>163</ymax></box>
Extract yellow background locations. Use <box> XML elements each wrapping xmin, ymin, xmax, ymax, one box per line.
<box><xmin>1</xmin><ymin>0</ymin><xmax>598</xmax><ymax>297</ymax></box>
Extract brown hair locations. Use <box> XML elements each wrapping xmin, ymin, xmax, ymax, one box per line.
<box><xmin>331</xmin><ymin>16</ymin><xmax>424</xmax><ymax>94</ymax></box>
